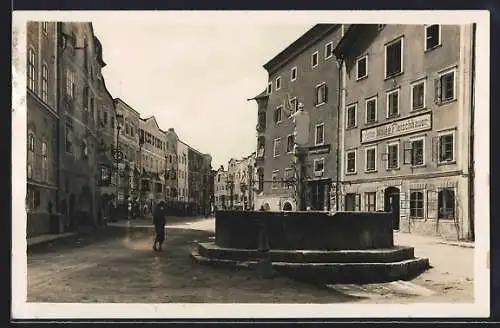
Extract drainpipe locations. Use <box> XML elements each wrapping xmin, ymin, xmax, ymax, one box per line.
<box><xmin>335</xmin><ymin>57</ymin><xmax>343</xmax><ymax>212</ymax></box>
<box><xmin>468</xmin><ymin>23</ymin><xmax>476</xmax><ymax>241</ymax></box>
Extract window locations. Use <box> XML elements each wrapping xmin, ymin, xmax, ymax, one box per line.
<box><xmin>27</xmin><ymin>187</ymin><xmax>41</xmax><ymax>211</ymax></box>
<box><xmin>66</xmin><ymin>70</ymin><xmax>75</xmax><ymax>98</ymax></box>
<box><xmin>411</xmin><ymin>80</ymin><xmax>426</xmax><ymax>110</ymax></box>
<box><xmin>104</xmin><ymin>111</ymin><xmax>108</xmax><ymax>125</ymax></box>
<box><xmin>65</xmin><ymin>122</ymin><xmax>73</xmax><ymax>153</ymax></box>
<box><xmin>273</xmin><ymin>138</ymin><xmax>281</xmax><ymax>157</ymax></box>
<box><xmin>275</xmin><ymin>76</ymin><xmax>281</xmax><ymax>91</ymax></box>
<box><xmin>315</xmin><ymin>83</ymin><xmax>327</xmax><ymax>106</ymax></box>
<box><xmin>385</xmin><ymin>38</ymin><xmax>403</xmax><ymax>78</ymax></box>
<box><xmin>289</xmin><ymin>97</ymin><xmax>298</xmax><ymax>114</ymax></box>
<box><xmin>346</xmin><ymin>104</ymin><xmax>357</xmax><ymax>128</ymax></box>
<box><xmin>41</xmin><ymin>65</ymin><xmax>48</xmax><ymax>102</ymax></box>
<box><xmin>311</xmin><ymin>51</ymin><xmax>319</xmax><ymax>68</ymax></box>
<box><xmin>27</xmin><ymin>48</ymin><xmax>36</xmax><ymax>92</ymax></box>
<box><xmin>267</xmin><ymin>82</ymin><xmax>272</xmax><ymax>94</ymax></box>
<box><xmin>411</xmin><ymin>138</ymin><xmax>425</xmax><ymax>166</ymax></box>
<box><xmin>410</xmin><ymin>191</ymin><xmax>425</xmax><ymax>219</ymax></box>
<box><xmin>386</xmin><ymin>89</ymin><xmax>399</xmax><ymax>118</ymax></box>
<box><xmin>27</xmin><ymin>134</ymin><xmax>35</xmax><ymax>179</ymax></box>
<box><xmin>284</xmin><ymin>168</ymin><xmax>294</xmax><ymax>187</ymax></box>
<box><xmin>291</xmin><ymin>67</ymin><xmax>297</xmax><ymax>81</ymax></box>
<box><xmin>436</xmin><ymin>69</ymin><xmax>456</xmax><ymax>104</ymax></box>
<box><xmin>155</xmin><ymin>182</ymin><xmax>163</xmax><ymax>193</ymax></box>
<box><xmin>438</xmin><ymin>188</ymin><xmax>455</xmax><ymax>219</ymax></box>
<box><xmin>41</xmin><ymin>141</ymin><xmax>48</xmax><ymax>182</ymax></box>
<box><xmin>314</xmin><ymin>158</ymin><xmax>324</xmax><ymax>173</ymax></box>
<box><xmin>325</xmin><ymin>42</ymin><xmax>333</xmax><ymax>59</ymax></box>
<box><xmin>315</xmin><ymin>123</ymin><xmax>325</xmax><ymax>145</ymax></box>
<box><xmin>274</xmin><ymin>106</ymin><xmax>283</xmax><ymax>123</ymax></box>
<box><xmin>272</xmin><ymin>170</ymin><xmax>279</xmax><ymax>189</ymax></box>
<box><xmin>286</xmin><ymin>134</ymin><xmax>294</xmax><ymax>153</ymax></box>
<box><xmin>346</xmin><ymin>150</ymin><xmax>356</xmax><ymax>173</ymax></box>
<box><xmin>345</xmin><ymin>193</ymin><xmax>360</xmax><ymax>211</ymax></box>
<box><xmin>365</xmin><ymin>97</ymin><xmax>377</xmax><ymax>124</ymax></box>
<box><xmin>42</xmin><ymin>22</ymin><xmax>48</xmax><ymax>33</ymax></box>
<box><xmin>110</xmin><ymin>116</ymin><xmax>115</xmax><ymax>129</ymax></box>
<box><xmin>425</xmin><ymin>25</ymin><xmax>441</xmax><ymax>51</ymax></box>
<box><xmin>365</xmin><ymin>146</ymin><xmax>376</xmax><ymax>171</ymax></box>
<box><xmin>387</xmin><ymin>142</ymin><xmax>399</xmax><ymax>169</ymax></box>
<box><xmin>439</xmin><ymin>132</ymin><xmax>455</xmax><ymax>163</ymax></box>
<box><xmin>356</xmin><ymin>55</ymin><xmax>368</xmax><ymax>80</ymax></box>
<box><xmin>365</xmin><ymin>192</ymin><xmax>376</xmax><ymax>211</ymax></box>
<box><xmin>100</xmin><ymin>167</ymin><xmax>111</xmax><ymax>185</ymax></box>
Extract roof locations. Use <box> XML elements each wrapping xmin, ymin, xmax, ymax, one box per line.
<box><xmin>247</xmin><ymin>89</ymin><xmax>268</xmax><ymax>101</ymax></box>
<box><xmin>113</xmin><ymin>97</ymin><xmax>141</xmax><ymax>116</ymax></box>
<box><xmin>141</xmin><ymin>115</ymin><xmax>161</xmax><ymax>131</ymax></box>
<box><xmin>263</xmin><ymin>24</ymin><xmax>339</xmax><ymax>74</ymax></box>
<box><xmin>333</xmin><ymin>24</ymin><xmax>377</xmax><ymax>59</ymax></box>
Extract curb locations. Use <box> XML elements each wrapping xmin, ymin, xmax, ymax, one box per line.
<box><xmin>27</xmin><ymin>232</ymin><xmax>82</xmax><ymax>250</ymax></box>
<box><xmin>439</xmin><ymin>241</ymin><xmax>475</xmax><ymax>248</ymax></box>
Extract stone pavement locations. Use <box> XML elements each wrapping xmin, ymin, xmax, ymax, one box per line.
<box><xmin>27</xmin><ymin>232</ymin><xmax>77</xmax><ymax>247</ymax></box>
<box><xmin>27</xmin><ymin>217</ymin><xmax>474</xmax><ymax>303</ymax></box>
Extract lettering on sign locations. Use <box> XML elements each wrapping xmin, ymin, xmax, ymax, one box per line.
<box><xmin>360</xmin><ymin>113</ymin><xmax>432</xmax><ymax>144</ymax></box>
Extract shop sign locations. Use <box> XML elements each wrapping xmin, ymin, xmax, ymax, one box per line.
<box><xmin>361</xmin><ymin>113</ymin><xmax>432</xmax><ymax>143</ymax></box>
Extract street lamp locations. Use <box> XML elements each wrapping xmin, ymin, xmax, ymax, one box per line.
<box><xmin>113</xmin><ymin>113</ymin><xmax>124</xmax><ymax>212</ymax></box>
<box><xmin>291</xmin><ymin>103</ymin><xmax>310</xmax><ymax>211</ymax></box>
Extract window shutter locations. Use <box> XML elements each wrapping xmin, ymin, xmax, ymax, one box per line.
<box><xmin>431</xmin><ymin>137</ymin><xmax>439</xmax><ymax>162</ymax></box>
<box><xmin>313</xmin><ymin>86</ymin><xmax>318</xmax><ymax>106</ymax></box>
<box><xmin>324</xmin><ymin>84</ymin><xmax>328</xmax><ymax>103</ymax></box>
<box><xmin>434</xmin><ymin>78</ymin><xmax>442</xmax><ymax>105</ymax></box>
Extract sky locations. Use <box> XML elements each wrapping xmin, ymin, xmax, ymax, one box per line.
<box><xmin>91</xmin><ymin>20</ymin><xmax>313</xmax><ymax>169</ymax></box>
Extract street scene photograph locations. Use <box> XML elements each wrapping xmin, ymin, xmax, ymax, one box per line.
<box><xmin>12</xmin><ymin>10</ymin><xmax>490</xmax><ymax>319</ymax></box>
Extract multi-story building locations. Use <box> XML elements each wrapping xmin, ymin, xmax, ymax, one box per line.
<box><xmin>226</xmin><ymin>153</ymin><xmax>257</xmax><ymax>210</ymax></box>
<box><xmin>333</xmin><ymin>24</ymin><xmax>475</xmax><ymax>241</ymax></box>
<box><xmin>188</xmin><ymin>147</ymin><xmax>212</xmax><ymax>215</ymax></box>
<box><xmin>113</xmin><ymin>98</ymin><xmax>140</xmax><ymax>215</ymax></box>
<box><xmin>26</xmin><ymin>21</ymin><xmax>59</xmax><ymax>237</ymax></box>
<box><xmin>58</xmin><ymin>22</ymin><xmax>102</xmax><ymax>230</ymax></box>
<box><xmin>138</xmin><ymin>116</ymin><xmax>167</xmax><ymax>213</ymax></box>
<box><xmin>214</xmin><ymin>165</ymin><xmax>228</xmax><ymax>209</ymax></box>
<box><xmin>177</xmin><ymin>140</ymin><xmax>189</xmax><ymax>204</ymax></box>
<box><xmin>252</xmin><ymin>24</ymin><xmax>344</xmax><ymax>212</ymax></box>
<box><xmin>94</xmin><ymin>36</ymin><xmax>116</xmax><ymax>224</ymax></box>
<box><xmin>164</xmin><ymin>128</ymin><xmax>179</xmax><ymax>203</ymax></box>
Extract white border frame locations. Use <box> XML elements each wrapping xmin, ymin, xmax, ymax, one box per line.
<box><xmin>345</xmin><ymin>149</ymin><xmax>357</xmax><ymax>174</ymax></box>
<box><xmin>311</xmin><ymin>50</ymin><xmax>319</xmax><ymax>68</ymax></box>
<box><xmin>275</xmin><ymin>105</ymin><xmax>283</xmax><ymax>124</ymax></box>
<box><xmin>409</xmin><ymin>135</ymin><xmax>426</xmax><ymax>166</ymax></box>
<box><xmin>386</xmin><ymin>88</ymin><xmax>400</xmax><ymax>118</ymax></box>
<box><xmin>410</xmin><ymin>78</ymin><xmax>427</xmax><ymax>111</ymax></box>
<box><xmin>364</xmin><ymin>145</ymin><xmax>377</xmax><ymax>172</ymax></box>
<box><xmin>346</xmin><ymin>103</ymin><xmax>357</xmax><ymax>128</ymax></box>
<box><xmin>314</xmin><ymin>122</ymin><xmax>325</xmax><ymax>146</ymax></box>
<box><xmin>365</xmin><ymin>96</ymin><xmax>377</xmax><ymax>124</ymax></box>
<box><xmin>424</xmin><ymin>24</ymin><xmax>442</xmax><ymax>51</ymax></box>
<box><xmin>386</xmin><ymin>141</ymin><xmax>400</xmax><ymax>170</ymax></box>
<box><xmin>437</xmin><ymin>129</ymin><xmax>456</xmax><ymax>163</ymax></box>
<box><xmin>384</xmin><ymin>36</ymin><xmax>404</xmax><ymax>79</ymax></box>
<box><xmin>356</xmin><ymin>54</ymin><xmax>368</xmax><ymax>80</ymax></box>
<box><xmin>409</xmin><ymin>189</ymin><xmax>426</xmax><ymax>219</ymax></box>
<box><xmin>315</xmin><ymin>82</ymin><xmax>327</xmax><ymax>107</ymax></box>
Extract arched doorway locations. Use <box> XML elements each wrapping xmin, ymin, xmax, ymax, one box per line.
<box><xmin>283</xmin><ymin>202</ymin><xmax>293</xmax><ymax>211</ymax></box>
<box><xmin>384</xmin><ymin>186</ymin><xmax>400</xmax><ymax>230</ymax></box>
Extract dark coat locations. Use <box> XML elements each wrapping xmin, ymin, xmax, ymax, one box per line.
<box><xmin>153</xmin><ymin>204</ymin><xmax>166</xmax><ymax>227</ymax></box>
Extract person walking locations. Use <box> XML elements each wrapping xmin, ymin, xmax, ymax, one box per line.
<box><xmin>152</xmin><ymin>200</ymin><xmax>167</xmax><ymax>252</ymax></box>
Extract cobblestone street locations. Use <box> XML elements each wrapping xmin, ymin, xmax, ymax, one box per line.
<box><xmin>27</xmin><ymin>218</ymin><xmax>474</xmax><ymax>303</ymax></box>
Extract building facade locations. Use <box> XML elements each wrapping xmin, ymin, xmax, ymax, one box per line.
<box><xmin>138</xmin><ymin>116</ymin><xmax>167</xmax><ymax>214</ymax></box>
<box><xmin>188</xmin><ymin>147</ymin><xmax>212</xmax><ymax>215</ymax></box>
<box><xmin>177</xmin><ymin>140</ymin><xmax>189</xmax><ymax>203</ymax></box>
<box><xmin>164</xmin><ymin>128</ymin><xmax>179</xmax><ymax>202</ymax></box>
<box><xmin>58</xmin><ymin>22</ymin><xmax>102</xmax><ymax>231</ymax></box>
<box><xmin>26</xmin><ymin>21</ymin><xmax>59</xmax><ymax>237</ymax></box>
<box><xmin>226</xmin><ymin>153</ymin><xmax>257</xmax><ymax>210</ymax></box>
<box><xmin>252</xmin><ymin>24</ymin><xmax>344</xmax><ymax>212</ymax></box>
<box><xmin>333</xmin><ymin>24</ymin><xmax>475</xmax><ymax>240</ymax></box>
<box><xmin>214</xmin><ymin>165</ymin><xmax>228</xmax><ymax>209</ymax></box>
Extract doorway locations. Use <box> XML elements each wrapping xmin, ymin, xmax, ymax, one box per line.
<box><xmin>384</xmin><ymin>186</ymin><xmax>400</xmax><ymax>230</ymax></box>
<box><xmin>309</xmin><ymin>181</ymin><xmax>329</xmax><ymax>211</ymax></box>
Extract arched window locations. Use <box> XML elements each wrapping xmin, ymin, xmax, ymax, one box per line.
<box><xmin>27</xmin><ymin>48</ymin><xmax>36</xmax><ymax>92</ymax></box>
<box><xmin>41</xmin><ymin>64</ymin><xmax>48</xmax><ymax>102</ymax></box>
